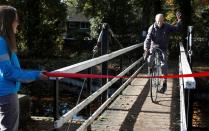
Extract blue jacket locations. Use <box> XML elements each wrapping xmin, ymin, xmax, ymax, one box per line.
<box><xmin>144</xmin><ymin>21</ymin><xmax>182</xmax><ymax>51</ymax></box>
<box><xmin>0</xmin><ymin>36</ymin><xmax>41</xmax><ymax>96</ymax></box>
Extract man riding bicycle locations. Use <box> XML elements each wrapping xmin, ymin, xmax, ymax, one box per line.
<box><xmin>144</xmin><ymin>12</ymin><xmax>182</xmax><ymax>93</ymax></box>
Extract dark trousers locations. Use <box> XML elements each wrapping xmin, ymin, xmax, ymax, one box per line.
<box><xmin>0</xmin><ymin>94</ymin><xmax>19</xmax><ymax>131</ymax></box>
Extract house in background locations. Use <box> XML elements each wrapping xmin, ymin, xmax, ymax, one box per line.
<box><xmin>63</xmin><ymin>7</ymin><xmax>95</xmax><ymax>50</ymax></box>
<box><xmin>66</xmin><ymin>7</ymin><xmax>90</xmax><ymax>40</ymax></box>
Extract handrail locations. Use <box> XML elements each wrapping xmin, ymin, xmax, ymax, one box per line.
<box><xmin>179</xmin><ymin>42</ymin><xmax>196</xmax><ymax>131</ymax></box>
<box><xmin>108</xmin><ymin>28</ymin><xmax>123</xmax><ymax>48</ymax></box>
<box><xmin>51</xmin><ymin>42</ymin><xmax>143</xmax><ymax>129</ymax></box>
<box><xmin>52</xmin><ymin>43</ymin><xmax>142</xmax><ymax>75</ymax></box>
<box><xmin>179</xmin><ymin>42</ymin><xmax>195</xmax><ymax>89</ymax></box>
<box><xmin>179</xmin><ymin>61</ymin><xmax>187</xmax><ymax>131</ymax></box>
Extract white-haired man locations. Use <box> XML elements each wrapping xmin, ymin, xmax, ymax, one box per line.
<box><xmin>144</xmin><ymin>12</ymin><xmax>182</xmax><ymax>93</ymax></box>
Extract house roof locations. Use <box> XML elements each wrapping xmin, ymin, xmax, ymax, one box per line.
<box><xmin>67</xmin><ymin>7</ymin><xmax>89</xmax><ymax>22</ymax></box>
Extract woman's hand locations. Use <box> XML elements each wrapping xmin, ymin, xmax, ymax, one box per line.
<box><xmin>39</xmin><ymin>71</ymin><xmax>48</xmax><ymax>80</ymax></box>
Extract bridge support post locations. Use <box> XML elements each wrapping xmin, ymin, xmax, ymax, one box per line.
<box><xmin>100</xmin><ymin>23</ymin><xmax>109</xmax><ymax>103</ymax></box>
<box><xmin>87</xmin><ymin>68</ymin><xmax>92</xmax><ymax>131</ymax></box>
<box><xmin>53</xmin><ymin>79</ymin><xmax>59</xmax><ymax>131</ymax></box>
<box><xmin>187</xmin><ymin>26</ymin><xmax>193</xmax><ymax>68</ymax></box>
<box><xmin>186</xmin><ymin>26</ymin><xmax>194</xmax><ymax>130</ymax></box>
<box><xmin>120</xmin><ymin>56</ymin><xmax>123</xmax><ymax>86</ymax></box>
<box><xmin>185</xmin><ymin>89</ymin><xmax>193</xmax><ymax>131</ymax></box>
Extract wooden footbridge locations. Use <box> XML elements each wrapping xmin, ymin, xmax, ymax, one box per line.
<box><xmin>43</xmin><ymin>25</ymin><xmax>196</xmax><ymax>131</ymax></box>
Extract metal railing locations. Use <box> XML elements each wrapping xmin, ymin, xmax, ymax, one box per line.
<box><xmin>179</xmin><ymin>42</ymin><xmax>196</xmax><ymax>131</ymax></box>
<box><xmin>52</xmin><ymin>43</ymin><xmax>143</xmax><ymax>129</ymax></box>
<box><xmin>49</xmin><ymin>23</ymin><xmax>144</xmax><ymax>130</ymax></box>
<box><xmin>49</xmin><ymin>23</ymin><xmax>195</xmax><ymax>131</ymax></box>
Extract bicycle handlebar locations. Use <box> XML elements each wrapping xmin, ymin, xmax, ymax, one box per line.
<box><xmin>143</xmin><ymin>46</ymin><xmax>164</xmax><ymax>61</ymax></box>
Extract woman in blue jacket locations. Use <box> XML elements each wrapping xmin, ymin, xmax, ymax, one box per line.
<box><xmin>0</xmin><ymin>5</ymin><xmax>48</xmax><ymax>131</ymax></box>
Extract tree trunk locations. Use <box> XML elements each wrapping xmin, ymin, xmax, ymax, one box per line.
<box><xmin>26</xmin><ymin>0</ymin><xmax>40</xmax><ymax>57</ymax></box>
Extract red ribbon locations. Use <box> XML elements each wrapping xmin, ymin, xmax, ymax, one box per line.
<box><xmin>43</xmin><ymin>71</ymin><xmax>209</xmax><ymax>79</ymax></box>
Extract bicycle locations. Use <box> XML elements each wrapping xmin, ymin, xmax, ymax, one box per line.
<box><xmin>145</xmin><ymin>47</ymin><xmax>164</xmax><ymax>103</ymax></box>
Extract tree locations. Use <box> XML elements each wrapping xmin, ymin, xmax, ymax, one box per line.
<box><xmin>175</xmin><ymin>0</ymin><xmax>192</xmax><ymax>46</ymax></box>
<box><xmin>1</xmin><ymin>0</ymin><xmax>67</xmax><ymax>58</ymax></box>
<box><xmin>25</xmin><ymin>0</ymin><xmax>67</xmax><ymax>57</ymax></box>
<box><xmin>65</xmin><ymin>0</ymin><xmax>144</xmax><ymax>46</ymax></box>
<box><xmin>25</xmin><ymin>0</ymin><xmax>41</xmax><ymax>57</ymax></box>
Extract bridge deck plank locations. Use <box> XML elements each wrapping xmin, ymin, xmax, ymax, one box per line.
<box><xmin>91</xmin><ymin>70</ymin><xmax>180</xmax><ymax>131</ymax></box>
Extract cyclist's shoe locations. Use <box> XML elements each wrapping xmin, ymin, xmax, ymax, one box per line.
<box><xmin>158</xmin><ymin>82</ymin><xmax>167</xmax><ymax>94</ymax></box>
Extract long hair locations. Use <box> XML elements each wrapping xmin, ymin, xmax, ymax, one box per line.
<box><xmin>0</xmin><ymin>5</ymin><xmax>17</xmax><ymax>52</ymax></box>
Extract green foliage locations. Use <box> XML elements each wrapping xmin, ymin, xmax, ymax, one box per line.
<box><xmin>165</xmin><ymin>11</ymin><xmax>176</xmax><ymax>23</ymax></box>
<box><xmin>73</xmin><ymin>0</ymin><xmax>143</xmax><ymax>46</ymax></box>
<box><xmin>1</xmin><ymin>0</ymin><xmax>67</xmax><ymax>58</ymax></box>
<box><xmin>1</xmin><ymin>0</ymin><xmax>209</xmax><ymax>61</ymax></box>
<box><xmin>190</xmin><ymin>2</ymin><xmax>209</xmax><ymax>61</ymax></box>
<box><xmin>28</xmin><ymin>0</ymin><xmax>67</xmax><ymax>57</ymax></box>
<box><xmin>89</xmin><ymin>16</ymin><xmax>102</xmax><ymax>38</ymax></box>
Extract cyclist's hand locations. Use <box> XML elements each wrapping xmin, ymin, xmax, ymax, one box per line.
<box><xmin>93</xmin><ymin>45</ymin><xmax>98</xmax><ymax>54</ymax></box>
<box><xmin>144</xmin><ymin>48</ymin><xmax>148</xmax><ymax>52</ymax></box>
<box><xmin>176</xmin><ymin>11</ymin><xmax>182</xmax><ymax>22</ymax></box>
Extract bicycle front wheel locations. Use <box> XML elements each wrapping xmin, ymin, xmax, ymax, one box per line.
<box><xmin>150</xmin><ymin>66</ymin><xmax>158</xmax><ymax>102</ymax></box>
<box><xmin>149</xmin><ymin>51</ymin><xmax>163</xmax><ymax>103</ymax></box>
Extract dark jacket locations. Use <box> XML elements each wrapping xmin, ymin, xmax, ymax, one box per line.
<box><xmin>144</xmin><ymin>21</ymin><xmax>182</xmax><ymax>51</ymax></box>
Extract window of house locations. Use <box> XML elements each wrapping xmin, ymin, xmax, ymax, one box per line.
<box><xmin>80</xmin><ymin>22</ymin><xmax>89</xmax><ymax>29</ymax></box>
